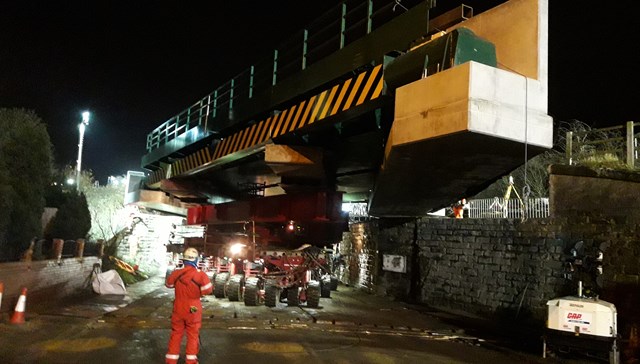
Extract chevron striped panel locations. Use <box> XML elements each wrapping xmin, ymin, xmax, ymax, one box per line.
<box><xmin>163</xmin><ymin>64</ymin><xmax>384</xmax><ymax>179</ymax></box>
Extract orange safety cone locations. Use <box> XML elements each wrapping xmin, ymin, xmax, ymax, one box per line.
<box><xmin>10</xmin><ymin>287</ymin><xmax>27</xmax><ymax>325</ymax></box>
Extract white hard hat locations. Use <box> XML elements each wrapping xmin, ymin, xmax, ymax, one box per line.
<box><xmin>183</xmin><ymin>247</ymin><xmax>199</xmax><ymax>261</ymax></box>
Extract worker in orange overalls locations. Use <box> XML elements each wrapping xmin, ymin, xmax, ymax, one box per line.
<box><xmin>453</xmin><ymin>199</ymin><xmax>466</xmax><ymax>218</ymax></box>
<box><xmin>165</xmin><ymin>247</ymin><xmax>213</xmax><ymax>364</ymax></box>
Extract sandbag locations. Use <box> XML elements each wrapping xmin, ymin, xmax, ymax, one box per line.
<box><xmin>92</xmin><ymin>269</ymin><xmax>127</xmax><ymax>295</ymax></box>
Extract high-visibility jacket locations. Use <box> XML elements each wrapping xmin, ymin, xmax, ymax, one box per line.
<box><xmin>165</xmin><ymin>265</ymin><xmax>212</xmax><ymax>364</ymax></box>
<box><xmin>453</xmin><ymin>204</ymin><xmax>464</xmax><ymax>218</ymax></box>
<box><xmin>166</xmin><ymin>265</ymin><xmax>212</xmax><ymax>306</ymax></box>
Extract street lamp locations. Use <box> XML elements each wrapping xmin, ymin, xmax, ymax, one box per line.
<box><xmin>76</xmin><ymin>111</ymin><xmax>90</xmax><ymax>191</ymax></box>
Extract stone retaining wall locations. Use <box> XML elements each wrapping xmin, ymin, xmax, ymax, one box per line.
<box><xmin>375</xmin><ymin>215</ymin><xmax>639</xmax><ymax>323</ymax></box>
<box><xmin>362</xmin><ymin>166</ymin><xmax>640</xmax><ymax>329</ymax></box>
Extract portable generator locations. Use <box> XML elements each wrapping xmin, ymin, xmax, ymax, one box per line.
<box><xmin>543</xmin><ymin>287</ymin><xmax>619</xmax><ymax>363</ymax></box>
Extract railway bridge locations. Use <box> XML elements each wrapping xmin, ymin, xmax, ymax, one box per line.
<box><xmin>132</xmin><ymin>0</ymin><xmax>551</xmax><ymax>219</ymax></box>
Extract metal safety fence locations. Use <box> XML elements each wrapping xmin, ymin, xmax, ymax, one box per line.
<box><xmin>468</xmin><ymin>197</ymin><xmax>550</xmax><ymax>219</ymax></box>
<box><xmin>145</xmin><ymin>0</ymin><xmax>428</xmax><ymax>153</ymax></box>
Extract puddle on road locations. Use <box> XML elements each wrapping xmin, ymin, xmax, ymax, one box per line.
<box><xmin>41</xmin><ymin>337</ymin><xmax>117</xmax><ymax>352</ymax></box>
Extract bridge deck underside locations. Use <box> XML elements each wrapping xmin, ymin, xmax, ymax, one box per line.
<box><xmin>138</xmin><ymin>0</ymin><xmax>552</xmax><ymax>219</ymax></box>
<box><xmin>369</xmin><ymin>131</ymin><xmax>546</xmax><ymax>216</ymax></box>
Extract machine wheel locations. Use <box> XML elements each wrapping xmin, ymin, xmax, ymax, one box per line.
<box><xmin>330</xmin><ymin>276</ymin><xmax>339</xmax><ymax>291</ymax></box>
<box><xmin>307</xmin><ymin>281</ymin><xmax>321</xmax><ymax>308</ymax></box>
<box><xmin>265</xmin><ymin>285</ymin><xmax>280</xmax><ymax>308</ymax></box>
<box><xmin>207</xmin><ymin>273</ymin><xmax>216</xmax><ymax>295</ymax></box>
<box><xmin>227</xmin><ymin>274</ymin><xmax>244</xmax><ymax>301</ymax></box>
<box><xmin>213</xmin><ymin>272</ymin><xmax>229</xmax><ymax>298</ymax></box>
<box><xmin>244</xmin><ymin>277</ymin><xmax>264</xmax><ymax>306</ymax></box>
<box><xmin>321</xmin><ymin>276</ymin><xmax>331</xmax><ymax>298</ymax></box>
<box><xmin>287</xmin><ymin>285</ymin><xmax>300</xmax><ymax>306</ymax></box>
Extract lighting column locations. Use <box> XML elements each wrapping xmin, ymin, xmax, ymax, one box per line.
<box><xmin>76</xmin><ymin>111</ymin><xmax>90</xmax><ymax>191</ymax></box>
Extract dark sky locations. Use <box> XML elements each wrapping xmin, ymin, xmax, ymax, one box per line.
<box><xmin>1</xmin><ymin>1</ymin><xmax>638</xmax><ymax>184</ymax></box>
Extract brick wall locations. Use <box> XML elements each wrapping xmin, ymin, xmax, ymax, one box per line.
<box><xmin>0</xmin><ymin>257</ymin><xmax>100</xmax><ymax>313</ymax></box>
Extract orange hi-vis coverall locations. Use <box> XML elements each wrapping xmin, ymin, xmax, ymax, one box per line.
<box><xmin>165</xmin><ymin>265</ymin><xmax>213</xmax><ymax>364</ymax></box>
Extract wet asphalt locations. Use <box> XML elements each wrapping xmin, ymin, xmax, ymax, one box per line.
<box><xmin>0</xmin><ymin>275</ymin><xmax>597</xmax><ymax>364</ymax></box>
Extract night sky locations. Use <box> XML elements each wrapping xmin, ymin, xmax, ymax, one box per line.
<box><xmin>1</xmin><ymin>1</ymin><xmax>638</xmax><ymax>184</ymax></box>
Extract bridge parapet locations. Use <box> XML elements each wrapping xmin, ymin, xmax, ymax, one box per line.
<box><xmin>142</xmin><ymin>0</ymin><xmax>435</xmax><ymax>169</ymax></box>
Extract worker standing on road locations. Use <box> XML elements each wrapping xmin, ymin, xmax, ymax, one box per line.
<box><xmin>165</xmin><ymin>247</ymin><xmax>213</xmax><ymax>364</ymax></box>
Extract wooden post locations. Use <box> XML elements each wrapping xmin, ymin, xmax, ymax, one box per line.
<box><xmin>97</xmin><ymin>239</ymin><xmax>105</xmax><ymax>258</ymax></box>
<box><xmin>566</xmin><ymin>131</ymin><xmax>573</xmax><ymax>165</ymax></box>
<box><xmin>626</xmin><ymin>121</ymin><xmax>635</xmax><ymax>169</ymax></box>
<box><xmin>75</xmin><ymin>238</ymin><xmax>85</xmax><ymax>258</ymax></box>
<box><xmin>53</xmin><ymin>238</ymin><xmax>64</xmax><ymax>262</ymax></box>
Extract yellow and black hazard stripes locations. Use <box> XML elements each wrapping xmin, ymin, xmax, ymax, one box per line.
<box><xmin>145</xmin><ymin>145</ymin><xmax>212</xmax><ymax>185</ymax></box>
<box><xmin>146</xmin><ymin>167</ymin><xmax>166</xmax><ymax>186</ymax></box>
<box><xmin>159</xmin><ymin>64</ymin><xmax>385</xmax><ymax>180</ymax></box>
<box><xmin>171</xmin><ymin>146</ymin><xmax>213</xmax><ymax>176</ymax></box>
<box><xmin>211</xmin><ymin>64</ymin><xmax>384</xmax><ymax>162</ymax></box>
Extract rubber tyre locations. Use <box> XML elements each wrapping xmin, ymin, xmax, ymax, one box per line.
<box><xmin>287</xmin><ymin>285</ymin><xmax>300</xmax><ymax>306</ymax></box>
<box><xmin>320</xmin><ymin>277</ymin><xmax>331</xmax><ymax>298</ymax></box>
<box><xmin>265</xmin><ymin>285</ymin><xmax>280</xmax><ymax>308</ymax></box>
<box><xmin>208</xmin><ymin>273</ymin><xmax>216</xmax><ymax>295</ymax></box>
<box><xmin>227</xmin><ymin>274</ymin><xmax>244</xmax><ymax>302</ymax></box>
<box><xmin>307</xmin><ymin>281</ymin><xmax>321</xmax><ymax>308</ymax></box>
<box><xmin>244</xmin><ymin>277</ymin><xmax>264</xmax><ymax>306</ymax></box>
<box><xmin>214</xmin><ymin>272</ymin><xmax>229</xmax><ymax>298</ymax></box>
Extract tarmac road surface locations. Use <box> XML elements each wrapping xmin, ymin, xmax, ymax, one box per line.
<box><xmin>0</xmin><ymin>275</ymin><xmax>595</xmax><ymax>363</ymax></box>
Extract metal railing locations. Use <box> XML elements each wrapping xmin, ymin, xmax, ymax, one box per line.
<box><xmin>468</xmin><ymin>198</ymin><xmax>550</xmax><ymax>219</ymax></box>
<box><xmin>145</xmin><ymin>0</ymin><xmax>425</xmax><ymax>153</ymax></box>
<box><xmin>566</xmin><ymin>121</ymin><xmax>639</xmax><ymax>169</ymax></box>
<box><xmin>342</xmin><ymin>202</ymin><xmax>372</xmax><ymax>222</ymax></box>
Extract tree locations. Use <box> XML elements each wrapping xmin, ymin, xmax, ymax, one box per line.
<box><xmin>0</xmin><ymin>108</ymin><xmax>53</xmax><ymax>261</ymax></box>
<box><xmin>84</xmin><ymin>178</ymin><xmax>127</xmax><ymax>241</ymax></box>
<box><xmin>45</xmin><ymin>165</ymin><xmax>129</xmax><ymax>245</ymax></box>
<box><xmin>0</xmin><ymin>152</ymin><xmax>14</xmax><ymax>258</ymax></box>
<box><xmin>474</xmin><ymin>120</ymin><xmax>627</xmax><ymax>199</ymax></box>
<box><xmin>474</xmin><ymin>150</ymin><xmax>564</xmax><ymax>199</ymax></box>
<box><xmin>44</xmin><ymin>191</ymin><xmax>91</xmax><ymax>240</ymax></box>
<box><xmin>58</xmin><ymin>164</ymin><xmax>96</xmax><ymax>192</ymax></box>
<box><xmin>44</xmin><ymin>165</ymin><xmax>95</xmax><ymax>241</ymax></box>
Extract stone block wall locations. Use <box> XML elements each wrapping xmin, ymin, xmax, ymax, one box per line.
<box><xmin>374</xmin><ymin>215</ymin><xmax>640</xmax><ymax>322</ymax></box>
<box><xmin>549</xmin><ymin>165</ymin><xmax>640</xmax><ymax>219</ymax></box>
<box><xmin>366</xmin><ymin>166</ymin><xmax>640</xmax><ymax>327</ymax></box>
<box><xmin>117</xmin><ymin>212</ymin><xmax>184</xmax><ymax>275</ymax></box>
<box><xmin>0</xmin><ymin>257</ymin><xmax>100</xmax><ymax>313</ymax></box>
<box><xmin>337</xmin><ymin>222</ymin><xmax>379</xmax><ymax>291</ymax></box>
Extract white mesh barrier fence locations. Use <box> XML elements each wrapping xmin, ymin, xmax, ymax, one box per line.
<box><xmin>468</xmin><ymin>198</ymin><xmax>549</xmax><ymax>219</ymax></box>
